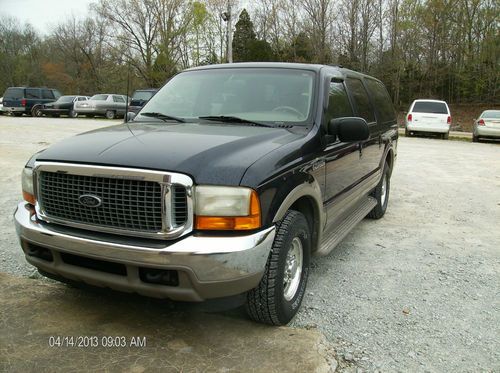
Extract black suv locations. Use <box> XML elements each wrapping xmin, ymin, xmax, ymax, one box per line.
<box><xmin>128</xmin><ymin>88</ymin><xmax>158</xmax><ymax>114</ymax></box>
<box><xmin>2</xmin><ymin>87</ymin><xmax>62</xmax><ymax>116</ymax></box>
<box><xmin>15</xmin><ymin>63</ymin><xmax>397</xmax><ymax>325</ymax></box>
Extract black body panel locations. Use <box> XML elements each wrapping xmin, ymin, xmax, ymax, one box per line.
<box><xmin>32</xmin><ymin>63</ymin><xmax>398</xmax><ymax>237</ymax></box>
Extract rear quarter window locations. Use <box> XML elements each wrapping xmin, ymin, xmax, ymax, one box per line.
<box><xmin>365</xmin><ymin>79</ymin><xmax>396</xmax><ymax>123</ymax></box>
<box><xmin>412</xmin><ymin>101</ymin><xmax>448</xmax><ymax>114</ymax></box>
<box><xmin>3</xmin><ymin>88</ymin><xmax>23</xmax><ymax>99</ymax></box>
<box><xmin>345</xmin><ymin>78</ymin><xmax>375</xmax><ymax>123</ymax></box>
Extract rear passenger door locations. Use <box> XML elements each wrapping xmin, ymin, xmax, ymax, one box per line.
<box><xmin>345</xmin><ymin>77</ymin><xmax>382</xmax><ymax>178</ymax></box>
<box><xmin>112</xmin><ymin>95</ymin><xmax>126</xmax><ymax>114</ymax></box>
<box><xmin>26</xmin><ymin>88</ymin><xmax>42</xmax><ymax>110</ymax></box>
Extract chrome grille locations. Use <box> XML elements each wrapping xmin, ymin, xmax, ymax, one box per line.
<box><xmin>172</xmin><ymin>185</ymin><xmax>188</xmax><ymax>226</ymax></box>
<box><xmin>39</xmin><ymin>171</ymin><xmax>164</xmax><ymax>232</ymax></box>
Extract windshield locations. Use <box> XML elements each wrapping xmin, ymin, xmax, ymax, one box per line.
<box><xmin>412</xmin><ymin>101</ymin><xmax>448</xmax><ymax>114</ymax></box>
<box><xmin>91</xmin><ymin>94</ymin><xmax>108</xmax><ymax>101</ymax></box>
<box><xmin>133</xmin><ymin>91</ymin><xmax>155</xmax><ymax>101</ymax></box>
<box><xmin>481</xmin><ymin>110</ymin><xmax>500</xmax><ymax>119</ymax></box>
<box><xmin>57</xmin><ymin>96</ymin><xmax>75</xmax><ymax>103</ymax></box>
<box><xmin>136</xmin><ymin>68</ymin><xmax>315</xmax><ymax>124</ymax></box>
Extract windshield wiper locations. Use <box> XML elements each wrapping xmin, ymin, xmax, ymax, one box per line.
<box><xmin>140</xmin><ymin>112</ymin><xmax>185</xmax><ymax>123</ymax></box>
<box><xmin>198</xmin><ymin>115</ymin><xmax>273</xmax><ymax>128</ymax></box>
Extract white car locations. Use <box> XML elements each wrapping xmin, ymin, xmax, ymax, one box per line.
<box><xmin>472</xmin><ymin>110</ymin><xmax>500</xmax><ymax>142</ymax></box>
<box><xmin>405</xmin><ymin>99</ymin><xmax>451</xmax><ymax>139</ymax></box>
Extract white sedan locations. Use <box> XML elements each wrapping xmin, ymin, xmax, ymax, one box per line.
<box><xmin>473</xmin><ymin>110</ymin><xmax>500</xmax><ymax>142</ymax></box>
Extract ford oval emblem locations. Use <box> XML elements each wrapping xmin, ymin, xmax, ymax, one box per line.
<box><xmin>78</xmin><ymin>194</ymin><xmax>102</xmax><ymax>208</ymax></box>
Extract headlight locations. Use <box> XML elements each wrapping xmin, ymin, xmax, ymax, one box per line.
<box><xmin>194</xmin><ymin>186</ymin><xmax>261</xmax><ymax>230</ymax></box>
<box><xmin>22</xmin><ymin>167</ymin><xmax>35</xmax><ymax>205</ymax></box>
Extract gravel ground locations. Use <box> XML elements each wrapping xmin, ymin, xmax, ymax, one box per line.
<box><xmin>0</xmin><ymin>116</ymin><xmax>117</xmax><ymax>276</ymax></box>
<box><xmin>1</xmin><ymin>116</ymin><xmax>499</xmax><ymax>372</ymax></box>
<box><xmin>292</xmin><ymin>137</ymin><xmax>500</xmax><ymax>372</ymax></box>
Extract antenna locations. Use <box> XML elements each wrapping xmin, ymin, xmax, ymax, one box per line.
<box><xmin>125</xmin><ymin>62</ymin><xmax>130</xmax><ymax>122</ymax></box>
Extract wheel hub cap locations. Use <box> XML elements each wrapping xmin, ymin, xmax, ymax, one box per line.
<box><xmin>283</xmin><ymin>237</ymin><xmax>303</xmax><ymax>301</ymax></box>
<box><xmin>381</xmin><ymin>175</ymin><xmax>387</xmax><ymax>206</ymax></box>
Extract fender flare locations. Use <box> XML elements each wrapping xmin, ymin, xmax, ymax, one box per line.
<box><xmin>272</xmin><ymin>178</ymin><xmax>325</xmax><ymax>252</ymax></box>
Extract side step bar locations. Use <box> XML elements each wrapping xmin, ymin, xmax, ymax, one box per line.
<box><xmin>317</xmin><ymin>196</ymin><xmax>377</xmax><ymax>256</ymax></box>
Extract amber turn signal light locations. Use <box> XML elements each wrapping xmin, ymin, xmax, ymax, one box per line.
<box><xmin>195</xmin><ymin>190</ymin><xmax>261</xmax><ymax>230</ymax></box>
<box><xmin>23</xmin><ymin>191</ymin><xmax>36</xmax><ymax>205</ymax></box>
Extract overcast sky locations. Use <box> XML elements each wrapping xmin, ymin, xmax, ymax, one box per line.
<box><xmin>0</xmin><ymin>0</ymin><xmax>95</xmax><ymax>34</ymax></box>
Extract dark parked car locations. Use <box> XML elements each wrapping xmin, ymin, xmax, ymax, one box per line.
<box><xmin>15</xmin><ymin>63</ymin><xmax>397</xmax><ymax>325</ymax></box>
<box><xmin>2</xmin><ymin>87</ymin><xmax>62</xmax><ymax>116</ymax></box>
<box><xmin>128</xmin><ymin>89</ymin><xmax>158</xmax><ymax>114</ymax></box>
<box><xmin>40</xmin><ymin>95</ymin><xmax>90</xmax><ymax>118</ymax></box>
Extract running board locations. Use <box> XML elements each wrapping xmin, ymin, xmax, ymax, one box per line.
<box><xmin>317</xmin><ymin>196</ymin><xmax>377</xmax><ymax>256</ymax></box>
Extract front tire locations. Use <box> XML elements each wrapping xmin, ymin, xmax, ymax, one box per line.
<box><xmin>68</xmin><ymin>109</ymin><xmax>78</xmax><ymax>118</ymax></box>
<box><xmin>368</xmin><ymin>161</ymin><xmax>391</xmax><ymax>219</ymax></box>
<box><xmin>246</xmin><ymin>210</ymin><xmax>311</xmax><ymax>325</ymax></box>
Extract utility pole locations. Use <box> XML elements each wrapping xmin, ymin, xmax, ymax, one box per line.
<box><xmin>222</xmin><ymin>1</ymin><xmax>233</xmax><ymax>63</ymax></box>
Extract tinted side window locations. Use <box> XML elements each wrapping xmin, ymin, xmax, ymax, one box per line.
<box><xmin>345</xmin><ymin>78</ymin><xmax>375</xmax><ymax>123</ymax></box>
<box><xmin>365</xmin><ymin>79</ymin><xmax>396</xmax><ymax>123</ymax></box>
<box><xmin>326</xmin><ymin>81</ymin><xmax>353</xmax><ymax>124</ymax></box>
<box><xmin>42</xmin><ymin>89</ymin><xmax>54</xmax><ymax>99</ymax></box>
<box><xmin>26</xmin><ymin>89</ymin><xmax>41</xmax><ymax>99</ymax></box>
<box><xmin>113</xmin><ymin>95</ymin><xmax>125</xmax><ymax>103</ymax></box>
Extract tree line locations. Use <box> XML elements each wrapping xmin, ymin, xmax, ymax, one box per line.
<box><xmin>0</xmin><ymin>0</ymin><xmax>498</xmax><ymax>107</ymax></box>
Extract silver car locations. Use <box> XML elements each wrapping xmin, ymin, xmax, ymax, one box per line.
<box><xmin>473</xmin><ymin>110</ymin><xmax>500</xmax><ymax>142</ymax></box>
<box><xmin>74</xmin><ymin>94</ymin><xmax>128</xmax><ymax>119</ymax></box>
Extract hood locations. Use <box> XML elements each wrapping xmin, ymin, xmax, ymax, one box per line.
<box><xmin>37</xmin><ymin>122</ymin><xmax>303</xmax><ymax>185</ymax></box>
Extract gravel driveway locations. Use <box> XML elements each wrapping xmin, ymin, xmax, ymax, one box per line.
<box><xmin>292</xmin><ymin>136</ymin><xmax>500</xmax><ymax>372</ymax></box>
<box><xmin>1</xmin><ymin>116</ymin><xmax>499</xmax><ymax>372</ymax></box>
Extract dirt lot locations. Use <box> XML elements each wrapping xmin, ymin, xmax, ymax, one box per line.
<box><xmin>1</xmin><ymin>116</ymin><xmax>499</xmax><ymax>372</ymax></box>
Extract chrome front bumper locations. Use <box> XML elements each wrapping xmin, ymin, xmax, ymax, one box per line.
<box><xmin>14</xmin><ymin>202</ymin><xmax>275</xmax><ymax>301</ymax></box>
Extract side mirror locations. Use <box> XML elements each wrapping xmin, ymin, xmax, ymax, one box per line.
<box><xmin>126</xmin><ymin>111</ymin><xmax>136</xmax><ymax>122</ymax></box>
<box><xmin>328</xmin><ymin>117</ymin><xmax>369</xmax><ymax>142</ymax></box>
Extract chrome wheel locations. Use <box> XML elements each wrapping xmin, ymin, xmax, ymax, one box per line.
<box><xmin>381</xmin><ymin>174</ymin><xmax>388</xmax><ymax>206</ymax></box>
<box><xmin>283</xmin><ymin>236</ymin><xmax>303</xmax><ymax>301</ymax></box>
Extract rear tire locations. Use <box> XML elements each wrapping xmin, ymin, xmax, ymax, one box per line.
<box><xmin>368</xmin><ymin>161</ymin><xmax>391</xmax><ymax>219</ymax></box>
<box><xmin>405</xmin><ymin>127</ymin><xmax>410</xmax><ymax>137</ymax></box>
<box><xmin>105</xmin><ymin>110</ymin><xmax>116</xmax><ymax>119</ymax></box>
<box><xmin>442</xmin><ymin>132</ymin><xmax>449</xmax><ymax>140</ymax></box>
<box><xmin>472</xmin><ymin>134</ymin><xmax>479</xmax><ymax>142</ymax></box>
<box><xmin>246</xmin><ymin>210</ymin><xmax>311</xmax><ymax>325</ymax></box>
<box><xmin>68</xmin><ymin>110</ymin><xmax>77</xmax><ymax>118</ymax></box>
